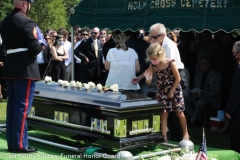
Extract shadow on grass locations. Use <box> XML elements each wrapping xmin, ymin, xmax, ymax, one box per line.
<box><xmin>188</xmin><ymin>125</ymin><xmax>231</xmax><ymax>150</ymax></box>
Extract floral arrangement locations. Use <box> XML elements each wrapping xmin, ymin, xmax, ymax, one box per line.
<box><xmin>44</xmin><ymin>76</ymin><xmax>52</xmax><ymax>84</ymax></box>
<box><xmin>156</xmin><ymin>154</ymin><xmax>217</xmax><ymax>160</ymax></box>
<box><xmin>88</xmin><ymin>81</ymin><xmax>96</xmax><ymax>89</ymax></box>
<box><xmin>155</xmin><ymin>150</ymin><xmax>217</xmax><ymax>160</ymax></box>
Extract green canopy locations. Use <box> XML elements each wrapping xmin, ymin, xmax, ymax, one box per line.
<box><xmin>69</xmin><ymin>0</ymin><xmax>240</xmax><ymax>32</ymax></box>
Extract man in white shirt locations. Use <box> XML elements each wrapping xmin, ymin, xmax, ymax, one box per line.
<box><xmin>60</xmin><ymin>29</ymin><xmax>72</xmax><ymax>81</ymax></box>
<box><xmin>132</xmin><ymin>23</ymin><xmax>185</xmax><ymax>142</ymax></box>
<box><xmin>148</xmin><ymin>23</ymin><xmax>185</xmax><ymax>142</ymax></box>
<box><xmin>149</xmin><ymin>23</ymin><xmax>184</xmax><ymax>69</ymax></box>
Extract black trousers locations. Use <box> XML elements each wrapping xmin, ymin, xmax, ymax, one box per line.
<box><xmin>38</xmin><ymin>63</ymin><xmax>48</xmax><ymax>80</ymax></box>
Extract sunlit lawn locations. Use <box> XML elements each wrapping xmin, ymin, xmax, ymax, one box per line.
<box><xmin>0</xmin><ymin>100</ymin><xmax>7</xmax><ymax>124</ymax></box>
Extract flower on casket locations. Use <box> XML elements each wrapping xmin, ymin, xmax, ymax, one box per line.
<box><xmin>110</xmin><ymin>84</ymin><xmax>118</xmax><ymax>92</ymax></box>
<box><xmin>88</xmin><ymin>81</ymin><xmax>96</xmax><ymax>89</ymax></box>
<box><xmin>84</xmin><ymin>83</ymin><xmax>90</xmax><ymax>89</ymax></box>
<box><xmin>70</xmin><ymin>81</ymin><xmax>76</xmax><ymax>87</ymax></box>
<box><xmin>62</xmin><ymin>81</ymin><xmax>70</xmax><ymax>87</ymax></box>
<box><xmin>96</xmin><ymin>84</ymin><xmax>102</xmax><ymax>91</ymax></box>
<box><xmin>44</xmin><ymin>76</ymin><xmax>52</xmax><ymax>83</ymax></box>
<box><xmin>76</xmin><ymin>81</ymin><xmax>82</xmax><ymax>88</ymax></box>
<box><xmin>58</xmin><ymin>79</ymin><xmax>63</xmax><ymax>86</ymax></box>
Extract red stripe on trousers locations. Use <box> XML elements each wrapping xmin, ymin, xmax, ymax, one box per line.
<box><xmin>19</xmin><ymin>79</ymin><xmax>31</xmax><ymax>149</ymax></box>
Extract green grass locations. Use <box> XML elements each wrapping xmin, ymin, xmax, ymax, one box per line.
<box><xmin>0</xmin><ymin>100</ymin><xmax>7</xmax><ymax>124</ymax></box>
<box><xmin>0</xmin><ymin>100</ymin><xmax>231</xmax><ymax>150</ymax></box>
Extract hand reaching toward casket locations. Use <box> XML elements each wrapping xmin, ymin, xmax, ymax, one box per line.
<box><xmin>144</xmin><ymin>69</ymin><xmax>152</xmax><ymax>84</ymax></box>
<box><xmin>131</xmin><ymin>77</ymin><xmax>140</xmax><ymax>85</ymax></box>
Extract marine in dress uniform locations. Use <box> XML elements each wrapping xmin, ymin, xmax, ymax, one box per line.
<box><xmin>0</xmin><ymin>0</ymin><xmax>42</xmax><ymax>153</ymax></box>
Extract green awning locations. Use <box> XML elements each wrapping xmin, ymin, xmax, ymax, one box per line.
<box><xmin>69</xmin><ymin>0</ymin><xmax>240</xmax><ymax>33</ymax></box>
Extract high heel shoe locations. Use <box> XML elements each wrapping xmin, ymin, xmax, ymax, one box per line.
<box><xmin>183</xmin><ymin>135</ymin><xmax>190</xmax><ymax>140</ymax></box>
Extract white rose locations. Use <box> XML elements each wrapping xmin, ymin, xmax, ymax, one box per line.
<box><xmin>62</xmin><ymin>81</ymin><xmax>69</xmax><ymax>87</ymax></box>
<box><xmin>96</xmin><ymin>84</ymin><xmax>102</xmax><ymax>91</ymax></box>
<box><xmin>70</xmin><ymin>81</ymin><xmax>76</xmax><ymax>87</ymax></box>
<box><xmin>110</xmin><ymin>84</ymin><xmax>118</xmax><ymax>92</ymax></box>
<box><xmin>58</xmin><ymin>79</ymin><xmax>63</xmax><ymax>85</ymax></box>
<box><xmin>88</xmin><ymin>81</ymin><xmax>96</xmax><ymax>89</ymax></box>
<box><xmin>84</xmin><ymin>83</ymin><xmax>90</xmax><ymax>89</ymax></box>
<box><xmin>65</xmin><ymin>81</ymin><xmax>70</xmax><ymax>87</ymax></box>
<box><xmin>76</xmin><ymin>81</ymin><xmax>82</xmax><ymax>87</ymax></box>
<box><xmin>44</xmin><ymin>76</ymin><xmax>51</xmax><ymax>82</ymax></box>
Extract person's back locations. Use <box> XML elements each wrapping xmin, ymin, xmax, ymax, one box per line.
<box><xmin>106</xmin><ymin>47</ymin><xmax>140</xmax><ymax>90</ymax></box>
<box><xmin>105</xmin><ymin>33</ymin><xmax>140</xmax><ymax>90</ymax></box>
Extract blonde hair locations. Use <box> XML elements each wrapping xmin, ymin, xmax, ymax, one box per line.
<box><xmin>146</xmin><ymin>43</ymin><xmax>166</xmax><ymax>62</ymax></box>
<box><xmin>115</xmin><ymin>33</ymin><xmax>128</xmax><ymax>51</ymax></box>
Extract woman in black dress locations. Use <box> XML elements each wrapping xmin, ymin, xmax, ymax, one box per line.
<box><xmin>50</xmin><ymin>35</ymin><xmax>69</xmax><ymax>82</ymax></box>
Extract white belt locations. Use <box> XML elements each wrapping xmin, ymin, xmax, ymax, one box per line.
<box><xmin>7</xmin><ymin>48</ymin><xmax>28</xmax><ymax>54</ymax></box>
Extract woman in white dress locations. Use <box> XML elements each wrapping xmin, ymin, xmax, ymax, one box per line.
<box><xmin>104</xmin><ymin>33</ymin><xmax>140</xmax><ymax>91</ymax></box>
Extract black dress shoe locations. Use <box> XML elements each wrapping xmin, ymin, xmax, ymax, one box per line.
<box><xmin>8</xmin><ymin>147</ymin><xmax>38</xmax><ymax>153</ymax></box>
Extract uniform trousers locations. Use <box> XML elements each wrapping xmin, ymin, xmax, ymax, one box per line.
<box><xmin>6</xmin><ymin>79</ymin><xmax>35</xmax><ymax>150</ymax></box>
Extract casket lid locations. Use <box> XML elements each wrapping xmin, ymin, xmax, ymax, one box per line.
<box><xmin>34</xmin><ymin>81</ymin><xmax>162</xmax><ymax>109</ymax></box>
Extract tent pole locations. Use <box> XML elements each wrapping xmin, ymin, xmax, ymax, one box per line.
<box><xmin>71</xmin><ymin>27</ymin><xmax>74</xmax><ymax>81</ymax></box>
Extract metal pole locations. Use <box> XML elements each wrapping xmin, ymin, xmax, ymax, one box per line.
<box><xmin>71</xmin><ymin>27</ymin><xmax>74</xmax><ymax>81</ymax></box>
<box><xmin>0</xmin><ymin>124</ymin><xmax>90</xmax><ymax>153</ymax></box>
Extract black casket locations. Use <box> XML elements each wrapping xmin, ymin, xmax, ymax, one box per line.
<box><xmin>27</xmin><ymin>81</ymin><xmax>165</xmax><ymax>150</ymax></box>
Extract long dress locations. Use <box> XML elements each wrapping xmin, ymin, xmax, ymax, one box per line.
<box><xmin>153</xmin><ymin>59</ymin><xmax>185</xmax><ymax>112</ymax></box>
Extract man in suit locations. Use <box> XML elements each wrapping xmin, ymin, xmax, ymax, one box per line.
<box><xmin>132</xmin><ymin>23</ymin><xmax>187</xmax><ymax>141</ymax></box>
<box><xmin>225</xmin><ymin>41</ymin><xmax>240</xmax><ymax>153</ymax></box>
<box><xmin>75</xmin><ymin>27</ymin><xmax>103</xmax><ymax>84</ymax></box>
<box><xmin>185</xmin><ymin>57</ymin><xmax>221</xmax><ymax>125</ymax></box>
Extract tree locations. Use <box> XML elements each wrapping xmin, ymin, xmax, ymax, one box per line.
<box><xmin>29</xmin><ymin>0</ymin><xmax>68</xmax><ymax>33</ymax></box>
<box><xmin>0</xmin><ymin>0</ymin><xmax>13</xmax><ymax>22</ymax></box>
<box><xmin>0</xmin><ymin>0</ymin><xmax>81</xmax><ymax>32</ymax></box>
<box><xmin>64</xmin><ymin>0</ymin><xmax>81</xmax><ymax>14</ymax></box>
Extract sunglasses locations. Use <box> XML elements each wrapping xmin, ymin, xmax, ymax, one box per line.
<box><xmin>45</xmin><ymin>37</ymin><xmax>50</xmax><ymax>40</ymax></box>
<box><xmin>149</xmin><ymin>34</ymin><xmax>162</xmax><ymax>40</ymax></box>
<box><xmin>82</xmin><ymin>34</ymin><xmax>89</xmax><ymax>36</ymax></box>
<box><xmin>91</xmin><ymin>32</ymin><xmax>98</xmax><ymax>35</ymax></box>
